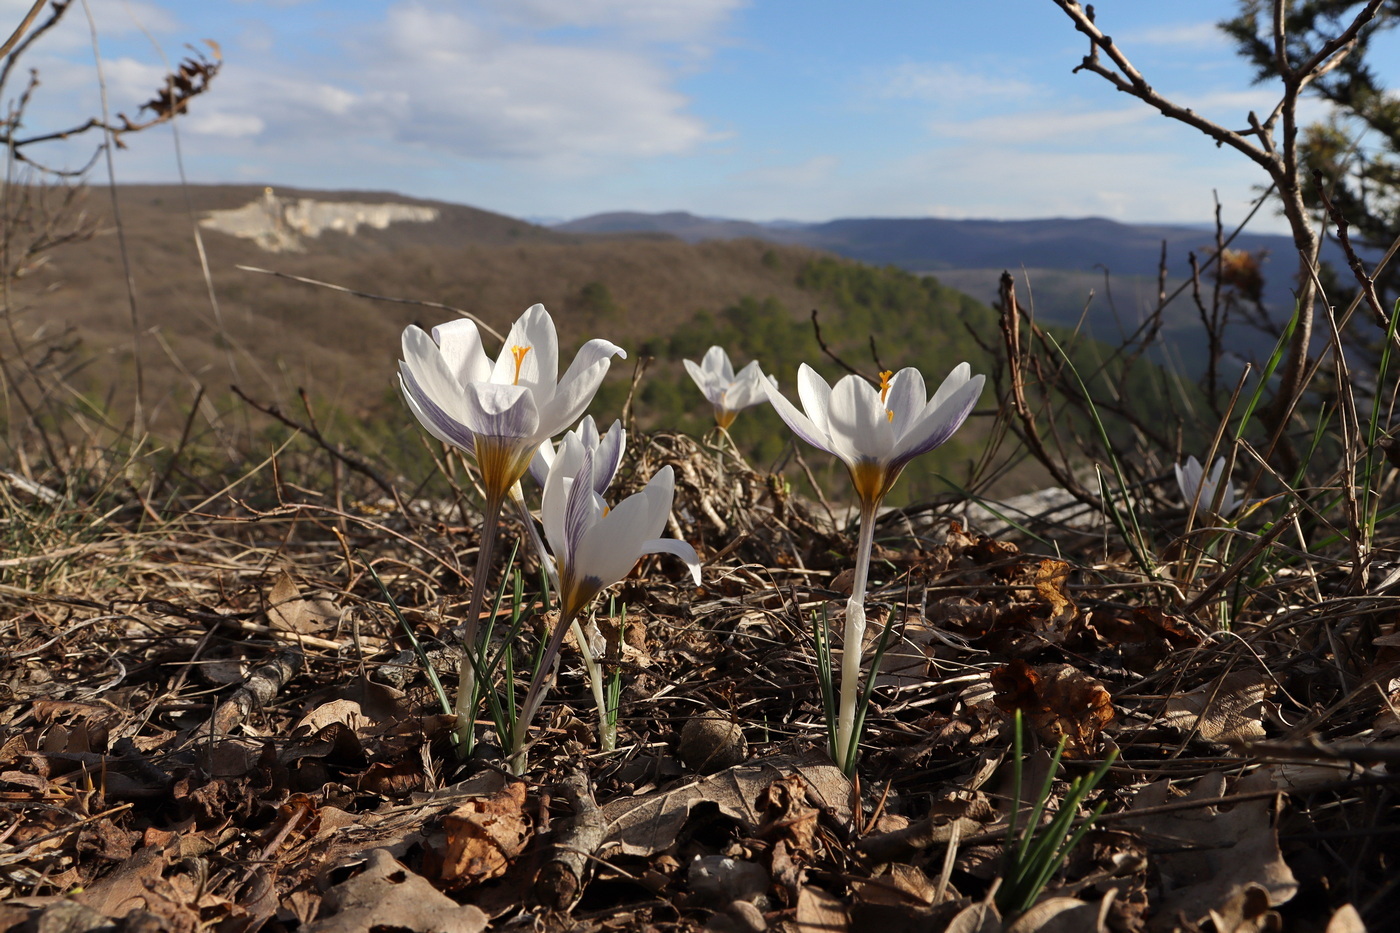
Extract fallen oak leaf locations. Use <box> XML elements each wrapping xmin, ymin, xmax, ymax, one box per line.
<box><xmin>602</xmin><ymin>751</ymin><xmax>849</xmax><ymax>859</ymax></box>
<box><xmin>437</xmin><ymin>780</ymin><xmax>530</xmax><ymax>885</ymax></box>
<box><xmin>1005</xmin><ymin>892</ymin><xmax>1114</xmax><ymax>933</ymax></box>
<box><xmin>306</xmin><ymin>848</ymin><xmax>487</xmax><ymax>933</ymax></box>
<box><xmin>1161</xmin><ymin>669</ymin><xmax>1274</xmax><ymax>744</ymax></box>
<box><xmin>1125</xmin><ymin>770</ymin><xmax>1297</xmax><ymax>932</ymax></box>
<box><xmin>267</xmin><ymin>570</ymin><xmax>341</xmax><ymax>635</ymax></box>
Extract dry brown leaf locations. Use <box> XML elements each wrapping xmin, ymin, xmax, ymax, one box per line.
<box><xmin>72</xmin><ymin>842</ymin><xmax>170</xmax><ymax>917</ymax></box>
<box><xmin>788</xmin><ymin>885</ymin><xmax>849</xmax><ymax>933</ymax></box>
<box><xmin>1028</xmin><ymin>558</ymin><xmax>1076</xmax><ymax>625</ymax></box>
<box><xmin>305</xmin><ymin>848</ymin><xmax>487</xmax><ymax>933</ymax></box>
<box><xmin>602</xmin><ymin>751</ymin><xmax>850</xmax><ymax>858</ymax></box>
<box><xmin>850</xmin><ymin>862</ymin><xmax>944</xmax><ymax>932</ymax></box>
<box><xmin>437</xmin><ymin>780</ymin><xmax>530</xmax><ymax>885</ymax></box>
<box><xmin>1005</xmin><ymin>893</ymin><xmax>1112</xmax><ymax>933</ymax></box>
<box><xmin>757</xmin><ymin>773</ymin><xmax>820</xmax><ymax>855</ymax></box>
<box><xmin>306</xmin><ymin>771</ymin><xmax>503</xmax><ymax>876</ymax></box>
<box><xmin>1126</xmin><ymin>770</ymin><xmax>1297</xmax><ymax>931</ymax></box>
<box><xmin>992</xmin><ymin>661</ymin><xmax>1115</xmax><ymax>757</ymax></box>
<box><xmin>945</xmin><ymin>901</ymin><xmax>1002</xmax><ymax>933</ymax></box>
<box><xmin>1324</xmin><ymin>904</ymin><xmax>1367</xmax><ymax>933</ymax></box>
<box><xmin>1161</xmin><ymin>670</ymin><xmax>1274</xmax><ymax>743</ymax></box>
<box><xmin>294</xmin><ymin>698</ymin><xmax>370</xmax><ymax>736</ymax></box>
<box><xmin>1083</xmin><ymin>607</ymin><xmax>1201</xmax><ymax>672</ymax></box>
<box><xmin>1208</xmin><ymin>883</ymin><xmax>1280</xmax><ymax>933</ymax></box>
<box><xmin>267</xmin><ymin>571</ymin><xmax>340</xmax><ymax>634</ymax></box>
<box><xmin>875</xmin><ymin>615</ymin><xmax>938</xmax><ymax>688</ymax></box>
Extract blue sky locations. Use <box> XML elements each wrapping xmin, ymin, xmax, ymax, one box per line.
<box><xmin>6</xmin><ymin>0</ymin><xmax>1393</xmax><ymax>231</ymax></box>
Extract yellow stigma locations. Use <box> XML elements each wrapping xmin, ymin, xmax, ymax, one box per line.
<box><xmin>510</xmin><ymin>345</ymin><xmax>532</xmax><ymax>385</ymax></box>
<box><xmin>879</xmin><ymin>370</ymin><xmax>895</xmax><ymax>422</ymax></box>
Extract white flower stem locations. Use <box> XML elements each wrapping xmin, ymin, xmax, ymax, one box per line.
<box><xmin>833</xmin><ymin>500</ymin><xmax>878</xmax><ymax>772</ymax></box>
<box><xmin>508</xmin><ymin>487</ymin><xmax>610</xmax><ymax>750</ymax></box>
<box><xmin>508</xmin><ymin>606</ymin><xmax>580</xmax><ymax>774</ymax></box>
<box><xmin>454</xmin><ymin>488</ymin><xmax>505</xmax><ymax>753</ymax></box>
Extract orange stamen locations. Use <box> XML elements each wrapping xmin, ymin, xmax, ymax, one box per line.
<box><xmin>511</xmin><ymin>345</ymin><xmax>532</xmax><ymax>385</ymax></box>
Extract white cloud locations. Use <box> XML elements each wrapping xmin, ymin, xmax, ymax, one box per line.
<box><xmin>1123</xmin><ymin>21</ymin><xmax>1229</xmax><ymax>49</ymax></box>
<box><xmin>205</xmin><ymin>2</ymin><xmax>718</xmax><ymax>164</ymax></box>
<box><xmin>879</xmin><ymin>62</ymin><xmax>1037</xmax><ymax>103</ymax></box>
<box><xmin>185</xmin><ymin>111</ymin><xmax>264</xmax><ymax>137</ymax></box>
<box><xmin>928</xmin><ymin>106</ymin><xmax>1151</xmax><ymax>145</ymax></box>
<box><xmin>733</xmin><ymin>155</ymin><xmax>840</xmax><ymax>188</ymax></box>
<box><xmin>487</xmin><ymin>0</ymin><xmax>744</xmax><ymax>42</ymax></box>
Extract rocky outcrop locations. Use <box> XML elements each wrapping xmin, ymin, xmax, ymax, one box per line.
<box><xmin>199</xmin><ymin>187</ymin><xmax>438</xmax><ymax>252</ymax></box>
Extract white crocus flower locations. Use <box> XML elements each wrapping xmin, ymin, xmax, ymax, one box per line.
<box><xmin>528</xmin><ymin>415</ymin><xmax>626</xmax><ymax>493</ymax></box>
<box><xmin>543</xmin><ymin>442</ymin><xmax>701</xmax><ymax>621</ymax></box>
<box><xmin>397</xmin><ymin>303</ymin><xmax>625</xmax><ymax>753</ymax></box>
<box><xmin>399</xmin><ymin>303</ymin><xmax>625</xmax><ymax>503</ymax></box>
<box><xmin>762</xmin><ymin>361</ymin><xmax>984</xmax><ymax>773</ymax></box>
<box><xmin>510</xmin><ymin>443</ymin><xmax>701</xmax><ymax>769</ymax></box>
<box><xmin>763</xmin><ymin>363</ymin><xmax>985</xmax><ymax>509</ymax></box>
<box><xmin>520</xmin><ymin>415</ymin><xmax>626</xmax><ymax>742</ymax></box>
<box><xmin>1175</xmin><ymin>455</ymin><xmax>1240</xmax><ymax>518</ymax></box>
<box><xmin>684</xmin><ymin>346</ymin><xmax>776</xmax><ymax>429</ymax></box>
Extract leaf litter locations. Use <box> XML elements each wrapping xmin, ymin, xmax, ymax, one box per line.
<box><xmin>1</xmin><ymin>431</ymin><xmax>1395</xmax><ymax>933</ymax></box>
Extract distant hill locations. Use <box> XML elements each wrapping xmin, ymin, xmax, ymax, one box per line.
<box><xmin>9</xmin><ymin>183</ymin><xmax>1039</xmax><ymax>495</ymax></box>
<box><xmin>557</xmin><ymin>209</ymin><xmax>1331</xmax><ymax>278</ymax></box>
<box><xmin>555</xmin><ymin>209</ymin><xmax>1355</xmax><ymax>363</ymax></box>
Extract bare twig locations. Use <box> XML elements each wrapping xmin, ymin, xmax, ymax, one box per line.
<box><xmin>236</xmin><ymin>265</ymin><xmax>505</xmax><ymax>342</ymax></box>
<box><xmin>231</xmin><ymin>385</ymin><xmax>399</xmax><ymax>499</ymax></box>
<box><xmin>810</xmin><ymin>308</ymin><xmax>870</xmax><ymax>380</ymax></box>
<box><xmin>0</xmin><ymin>0</ymin><xmax>49</xmax><ymax>62</ymax></box>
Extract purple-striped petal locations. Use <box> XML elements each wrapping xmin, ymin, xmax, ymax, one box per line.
<box><xmin>890</xmin><ymin>374</ymin><xmax>984</xmax><ymax>464</ymax></box>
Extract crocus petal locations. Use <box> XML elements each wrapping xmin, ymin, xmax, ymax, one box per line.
<box><xmin>890</xmin><ymin>374</ymin><xmax>984</xmax><ymax>464</ymax></box>
<box><xmin>537</xmin><ymin>339</ymin><xmax>626</xmax><ymax>436</ymax></box>
<box><xmin>884</xmin><ymin>368</ymin><xmax>926</xmax><ymax>439</ymax></box>
<box><xmin>927</xmin><ymin>362</ymin><xmax>972</xmax><ymax>412</ymax></box>
<box><xmin>1206</xmin><ymin>456</ymin><xmax>1227</xmax><ymax>489</ymax></box>
<box><xmin>638</xmin><ymin>465</ymin><xmax>676</xmax><ymax>542</ymax></box>
<box><xmin>399</xmin><ymin>368</ymin><xmax>476</xmax><ymax>453</ymax></box>
<box><xmin>723</xmin><ymin>360</ymin><xmax>770</xmax><ymax>411</ymax></box>
<box><xmin>704</xmin><ymin>345</ymin><xmax>736</xmax><ymax>383</ymax></box>
<box><xmin>541</xmin><ymin>444</ymin><xmax>576</xmax><ymax>558</ymax></box>
<box><xmin>430</xmin><ymin>318</ymin><xmax>492</xmax><ymax>385</ymax></box>
<box><xmin>576</xmin><ymin>415</ymin><xmax>600</xmax><ymax>449</ymax></box>
<box><xmin>529</xmin><ymin>439</ymin><xmax>554</xmax><ymax>488</ymax></box>
<box><xmin>593</xmin><ymin>420</ymin><xmax>627</xmax><ymax>494</ymax></box>
<box><xmin>763</xmin><ymin>377</ymin><xmax>838</xmax><ymax>457</ymax></box>
<box><xmin>831</xmin><ymin>374</ymin><xmax>897</xmax><ymax>463</ymax></box>
<box><xmin>401</xmin><ymin>326</ymin><xmax>471</xmax><ymax>416</ymax></box>
<box><xmin>638</xmin><ymin>537</ymin><xmax>702</xmax><ymax>586</ymax></box>
<box><xmin>564</xmin><ymin>451</ymin><xmax>604</xmax><ymax>569</ymax></box>
<box><xmin>684</xmin><ymin>358</ymin><xmax>724</xmax><ymax>406</ymax></box>
<box><xmin>490</xmin><ymin>304</ymin><xmax>560</xmax><ymax>396</ymax></box>
<box><xmin>462</xmin><ymin>382</ymin><xmax>540</xmax><ymax>440</ymax></box>
<box><xmin>573</xmin><ymin>488</ymin><xmax>655</xmax><ymax>592</ymax></box>
<box><xmin>796</xmin><ymin>364</ymin><xmax>836</xmax><ymax>440</ymax></box>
